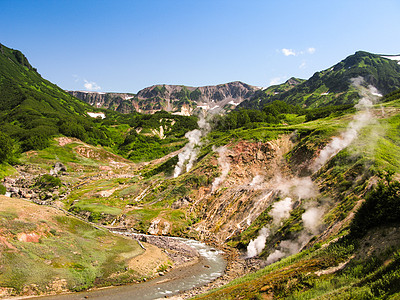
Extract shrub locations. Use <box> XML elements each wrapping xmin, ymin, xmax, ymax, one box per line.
<box><xmin>350</xmin><ymin>171</ymin><xmax>400</xmax><ymax>237</ymax></box>
<box><xmin>34</xmin><ymin>174</ymin><xmax>62</xmax><ymax>190</ymax></box>
<box><xmin>0</xmin><ymin>184</ymin><xmax>6</xmax><ymax>195</ymax></box>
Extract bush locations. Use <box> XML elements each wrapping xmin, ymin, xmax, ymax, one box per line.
<box><xmin>0</xmin><ymin>132</ymin><xmax>14</xmax><ymax>163</ymax></box>
<box><xmin>34</xmin><ymin>174</ymin><xmax>62</xmax><ymax>190</ymax></box>
<box><xmin>350</xmin><ymin>171</ymin><xmax>400</xmax><ymax>237</ymax></box>
<box><xmin>0</xmin><ymin>184</ymin><xmax>6</xmax><ymax>195</ymax></box>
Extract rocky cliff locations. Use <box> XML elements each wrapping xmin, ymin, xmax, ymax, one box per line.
<box><xmin>67</xmin><ymin>81</ymin><xmax>261</xmax><ymax>115</ymax></box>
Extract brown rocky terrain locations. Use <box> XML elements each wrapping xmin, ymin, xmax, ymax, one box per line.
<box><xmin>67</xmin><ymin>81</ymin><xmax>261</xmax><ymax>115</ymax></box>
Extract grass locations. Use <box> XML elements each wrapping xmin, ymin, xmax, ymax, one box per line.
<box><xmin>196</xmin><ymin>236</ymin><xmax>400</xmax><ymax>300</ymax></box>
<box><xmin>0</xmin><ymin>197</ymin><xmax>151</xmax><ymax>296</ymax></box>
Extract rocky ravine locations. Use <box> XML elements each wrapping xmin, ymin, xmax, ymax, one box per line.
<box><xmin>67</xmin><ymin>81</ymin><xmax>261</xmax><ymax>115</ymax></box>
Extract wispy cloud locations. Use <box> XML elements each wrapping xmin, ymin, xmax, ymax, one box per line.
<box><xmin>307</xmin><ymin>47</ymin><xmax>316</xmax><ymax>54</ymax></box>
<box><xmin>299</xmin><ymin>61</ymin><xmax>306</xmax><ymax>69</ymax></box>
<box><xmin>281</xmin><ymin>47</ymin><xmax>316</xmax><ymax>57</ymax></box>
<box><xmin>282</xmin><ymin>48</ymin><xmax>296</xmax><ymax>56</ymax></box>
<box><xmin>84</xmin><ymin>79</ymin><xmax>101</xmax><ymax>91</ymax></box>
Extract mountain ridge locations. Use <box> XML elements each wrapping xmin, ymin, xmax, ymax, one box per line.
<box><xmin>68</xmin><ymin>81</ymin><xmax>261</xmax><ymax>115</ymax></box>
<box><xmin>240</xmin><ymin>50</ymin><xmax>400</xmax><ymax>109</ymax></box>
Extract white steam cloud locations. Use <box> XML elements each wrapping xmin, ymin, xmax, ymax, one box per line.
<box><xmin>173</xmin><ymin>115</ymin><xmax>210</xmax><ymax>178</ymax></box>
<box><xmin>211</xmin><ymin>146</ymin><xmax>231</xmax><ymax>193</ymax></box>
<box><xmin>302</xmin><ymin>206</ymin><xmax>324</xmax><ymax>235</ymax></box>
<box><xmin>274</xmin><ymin>176</ymin><xmax>318</xmax><ymax>200</ymax></box>
<box><xmin>270</xmin><ymin>197</ymin><xmax>293</xmax><ymax>226</ymax></box>
<box><xmin>246</xmin><ymin>175</ymin><xmax>323</xmax><ymax>258</ymax></box>
<box><xmin>311</xmin><ymin>77</ymin><xmax>381</xmax><ymax>172</ymax></box>
<box><xmin>249</xmin><ymin>175</ymin><xmax>265</xmax><ymax>189</ymax></box>
<box><xmin>247</xmin><ymin>197</ymin><xmax>294</xmax><ymax>258</ymax></box>
<box><xmin>246</xmin><ymin>227</ymin><xmax>270</xmax><ymax>258</ymax></box>
<box><xmin>266</xmin><ymin>205</ymin><xmax>325</xmax><ymax>264</ymax></box>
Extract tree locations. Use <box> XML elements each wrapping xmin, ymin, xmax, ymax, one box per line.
<box><xmin>0</xmin><ymin>132</ymin><xmax>14</xmax><ymax>163</ymax></box>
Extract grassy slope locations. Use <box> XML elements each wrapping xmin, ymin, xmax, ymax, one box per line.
<box><xmin>0</xmin><ymin>195</ymin><xmax>172</xmax><ymax>297</ymax></box>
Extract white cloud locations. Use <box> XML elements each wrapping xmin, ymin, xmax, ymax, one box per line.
<box><xmin>84</xmin><ymin>79</ymin><xmax>101</xmax><ymax>91</ymax></box>
<box><xmin>281</xmin><ymin>47</ymin><xmax>316</xmax><ymax>57</ymax></box>
<box><xmin>72</xmin><ymin>74</ymin><xmax>80</xmax><ymax>82</ymax></box>
<box><xmin>282</xmin><ymin>48</ymin><xmax>296</xmax><ymax>56</ymax></box>
<box><xmin>307</xmin><ymin>47</ymin><xmax>316</xmax><ymax>54</ymax></box>
<box><xmin>299</xmin><ymin>61</ymin><xmax>306</xmax><ymax>69</ymax></box>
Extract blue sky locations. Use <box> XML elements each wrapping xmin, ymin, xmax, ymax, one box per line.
<box><xmin>1</xmin><ymin>0</ymin><xmax>400</xmax><ymax>93</ymax></box>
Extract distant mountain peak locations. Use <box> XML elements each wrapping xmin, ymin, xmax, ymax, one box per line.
<box><xmin>240</xmin><ymin>50</ymin><xmax>400</xmax><ymax>110</ymax></box>
<box><xmin>68</xmin><ymin>81</ymin><xmax>260</xmax><ymax>115</ymax></box>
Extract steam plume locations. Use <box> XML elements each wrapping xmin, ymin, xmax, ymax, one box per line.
<box><xmin>265</xmin><ymin>205</ymin><xmax>325</xmax><ymax>264</ymax></box>
<box><xmin>270</xmin><ymin>197</ymin><xmax>293</xmax><ymax>226</ymax></box>
<box><xmin>246</xmin><ymin>175</ymin><xmax>322</xmax><ymax>258</ymax></box>
<box><xmin>246</xmin><ymin>227</ymin><xmax>270</xmax><ymax>258</ymax></box>
<box><xmin>302</xmin><ymin>206</ymin><xmax>324</xmax><ymax>235</ymax></box>
<box><xmin>247</xmin><ymin>197</ymin><xmax>294</xmax><ymax>257</ymax></box>
<box><xmin>173</xmin><ymin>115</ymin><xmax>210</xmax><ymax>177</ymax></box>
<box><xmin>311</xmin><ymin>77</ymin><xmax>381</xmax><ymax>172</ymax></box>
<box><xmin>211</xmin><ymin>146</ymin><xmax>231</xmax><ymax>193</ymax></box>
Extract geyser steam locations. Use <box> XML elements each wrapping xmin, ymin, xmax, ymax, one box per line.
<box><xmin>173</xmin><ymin>115</ymin><xmax>210</xmax><ymax>178</ymax></box>
<box><xmin>211</xmin><ymin>146</ymin><xmax>230</xmax><ymax>193</ymax></box>
<box><xmin>311</xmin><ymin>77</ymin><xmax>381</xmax><ymax>172</ymax></box>
<box><xmin>247</xmin><ymin>197</ymin><xmax>294</xmax><ymax>257</ymax></box>
<box><xmin>246</xmin><ymin>175</ymin><xmax>322</xmax><ymax>258</ymax></box>
<box><xmin>246</xmin><ymin>227</ymin><xmax>270</xmax><ymax>258</ymax></box>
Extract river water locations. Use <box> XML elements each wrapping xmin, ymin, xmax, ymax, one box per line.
<box><xmin>34</xmin><ymin>236</ymin><xmax>226</xmax><ymax>300</ymax></box>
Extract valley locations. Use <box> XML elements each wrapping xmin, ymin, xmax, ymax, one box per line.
<box><xmin>1</xmin><ymin>41</ymin><xmax>400</xmax><ymax>299</ymax></box>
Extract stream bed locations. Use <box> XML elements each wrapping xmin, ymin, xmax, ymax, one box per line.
<box><xmin>34</xmin><ymin>235</ymin><xmax>226</xmax><ymax>300</ymax></box>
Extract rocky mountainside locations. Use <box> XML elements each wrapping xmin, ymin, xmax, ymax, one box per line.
<box><xmin>240</xmin><ymin>51</ymin><xmax>400</xmax><ymax>109</ymax></box>
<box><xmin>67</xmin><ymin>91</ymin><xmax>136</xmax><ymax>114</ymax></box>
<box><xmin>67</xmin><ymin>81</ymin><xmax>261</xmax><ymax>115</ymax></box>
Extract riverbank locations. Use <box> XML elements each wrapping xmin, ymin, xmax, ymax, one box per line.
<box><xmin>26</xmin><ymin>235</ymin><xmax>226</xmax><ymax>300</ymax></box>
<box><xmin>172</xmin><ymin>242</ymin><xmax>267</xmax><ymax>299</ymax></box>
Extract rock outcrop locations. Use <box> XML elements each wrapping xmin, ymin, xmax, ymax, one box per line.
<box><xmin>67</xmin><ymin>81</ymin><xmax>261</xmax><ymax>115</ymax></box>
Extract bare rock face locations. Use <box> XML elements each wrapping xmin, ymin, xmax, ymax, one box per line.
<box><xmin>67</xmin><ymin>81</ymin><xmax>261</xmax><ymax>115</ymax></box>
<box><xmin>50</xmin><ymin>162</ymin><xmax>67</xmax><ymax>176</ymax></box>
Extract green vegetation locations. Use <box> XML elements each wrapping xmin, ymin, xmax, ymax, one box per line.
<box><xmin>34</xmin><ymin>174</ymin><xmax>62</xmax><ymax>190</ymax></box>
<box><xmin>240</xmin><ymin>51</ymin><xmax>400</xmax><ymax>110</ymax></box>
<box><xmin>350</xmin><ymin>172</ymin><xmax>400</xmax><ymax>238</ymax></box>
<box><xmin>0</xmin><ymin>43</ymin><xmax>199</xmax><ymax>167</ymax></box>
<box><xmin>0</xmin><ymin>198</ymin><xmax>147</xmax><ymax>296</ymax></box>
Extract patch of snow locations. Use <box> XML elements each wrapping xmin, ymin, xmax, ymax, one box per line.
<box><xmin>87</xmin><ymin>112</ymin><xmax>106</xmax><ymax>119</ymax></box>
<box><xmin>124</xmin><ymin>96</ymin><xmax>134</xmax><ymax>100</ymax></box>
<box><xmin>5</xmin><ymin>192</ymin><xmax>11</xmax><ymax>197</ymax></box>
<box><xmin>274</xmin><ymin>92</ymin><xmax>279</xmax><ymax>95</ymax></box>
<box><xmin>228</xmin><ymin>101</ymin><xmax>239</xmax><ymax>106</ymax></box>
<box><xmin>321</xmin><ymin>92</ymin><xmax>329</xmax><ymax>95</ymax></box>
<box><xmin>210</xmin><ymin>105</ymin><xmax>220</xmax><ymax>110</ymax></box>
<box><xmin>197</xmin><ymin>105</ymin><xmax>210</xmax><ymax>110</ymax></box>
<box><xmin>372</xmin><ymin>92</ymin><xmax>383</xmax><ymax>97</ymax></box>
<box><xmin>381</xmin><ymin>55</ymin><xmax>400</xmax><ymax>61</ymax></box>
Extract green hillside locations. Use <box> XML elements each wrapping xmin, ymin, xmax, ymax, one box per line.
<box><xmin>0</xmin><ymin>43</ymin><xmax>198</xmax><ymax>165</ymax></box>
<box><xmin>240</xmin><ymin>51</ymin><xmax>400</xmax><ymax>109</ymax></box>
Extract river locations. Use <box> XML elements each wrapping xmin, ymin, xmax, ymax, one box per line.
<box><xmin>32</xmin><ymin>236</ymin><xmax>226</xmax><ymax>300</ymax></box>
